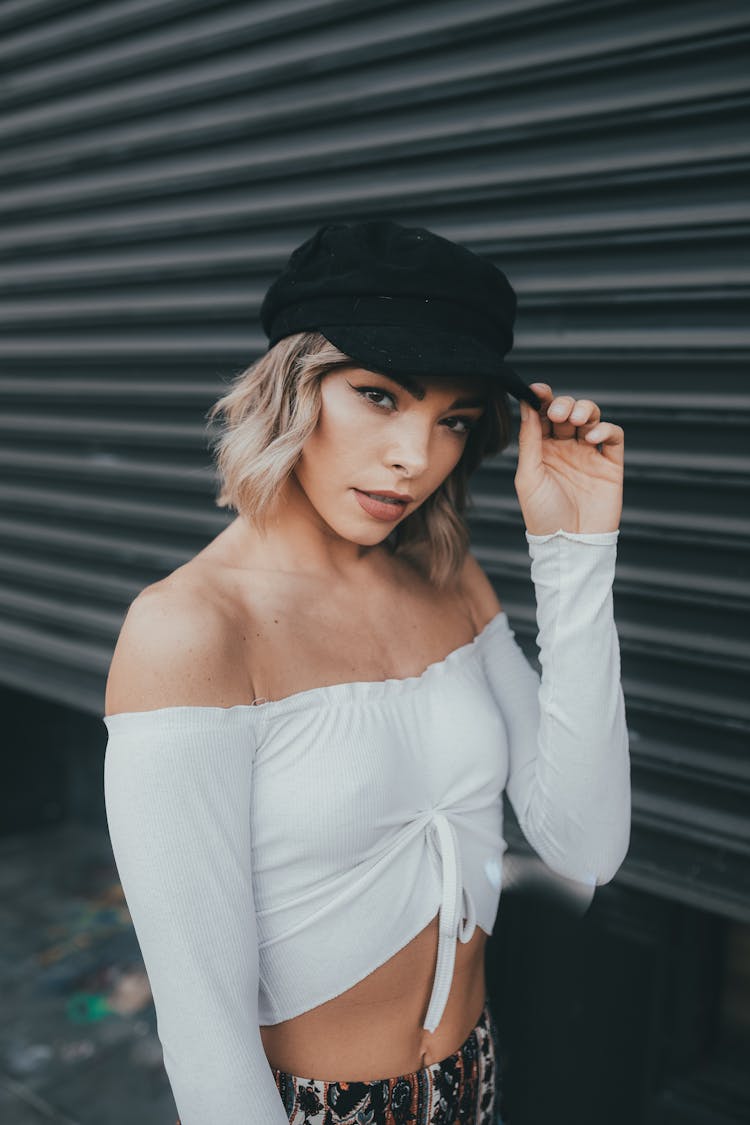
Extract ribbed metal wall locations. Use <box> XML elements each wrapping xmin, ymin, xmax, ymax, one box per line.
<box><xmin>1</xmin><ymin>0</ymin><xmax>748</xmax><ymax>919</ymax></box>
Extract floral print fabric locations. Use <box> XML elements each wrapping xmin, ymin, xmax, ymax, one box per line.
<box><xmin>269</xmin><ymin>998</ymin><xmax>501</xmax><ymax>1125</ymax></box>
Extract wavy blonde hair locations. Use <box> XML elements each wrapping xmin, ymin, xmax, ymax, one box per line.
<box><xmin>205</xmin><ymin>331</ymin><xmax>513</xmax><ymax>590</ymax></box>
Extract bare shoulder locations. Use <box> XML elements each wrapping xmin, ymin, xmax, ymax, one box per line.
<box><xmin>104</xmin><ymin>573</ymin><xmax>245</xmax><ymax>716</ymax></box>
<box><xmin>456</xmin><ymin>549</ymin><xmax>503</xmax><ymax>631</ymax></box>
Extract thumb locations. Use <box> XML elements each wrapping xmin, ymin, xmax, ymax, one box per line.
<box><xmin>519</xmin><ymin>397</ymin><xmax>540</xmax><ymax>434</ymax></box>
<box><xmin>517</xmin><ymin>398</ymin><xmax>542</xmax><ymax>471</ymax></box>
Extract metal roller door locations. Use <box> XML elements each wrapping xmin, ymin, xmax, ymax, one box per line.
<box><xmin>0</xmin><ymin>0</ymin><xmax>748</xmax><ymax>921</ymax></box>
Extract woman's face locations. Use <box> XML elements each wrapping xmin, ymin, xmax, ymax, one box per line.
<box><xmin>292</xmin><ymin>366</ymin><xmax>489</xmax><ymax>545</ymax></box>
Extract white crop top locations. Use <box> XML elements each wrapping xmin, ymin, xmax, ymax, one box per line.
<box><xmin>103</xmin><ymin>528</ymin><xmax>630</xmax><ymax>1125</ymax></box>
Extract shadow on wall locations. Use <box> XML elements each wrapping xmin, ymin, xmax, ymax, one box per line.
<box><xmin>1</xmin><ymin>681</ymin><xmax>107</xmax><ymax>837</ymax></box>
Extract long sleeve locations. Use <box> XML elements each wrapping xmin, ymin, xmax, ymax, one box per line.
<box><xmin>102</xmin><ymin>705</ymin><xmax>289</xmax><ymax>1125</ymax></box>
<box><xmin>482</xmin><ymin>527</ymin><xmax>631</xmax><ymax>887</ymax></box>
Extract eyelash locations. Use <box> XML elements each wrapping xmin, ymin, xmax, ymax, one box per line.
<box><xmin>352</xmin><ymin>386</ymin><xmax>480</xmax><ymax>436</ymax></box>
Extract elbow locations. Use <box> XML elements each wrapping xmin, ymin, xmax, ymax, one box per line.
<box><xmin>594</xmin><ymin>856</ymin><xmax>626</xmax><ymax>886</ymax></box>
<box><xmin>532</xmin><ymin>815</ymin><xmax>631</xmax><ymax>888</ymax></box>
<box><xmin>593</xmin><ymin>823</ymin><xmax>631</xmax><ymax>886</ymax></box>
<box><xmin>550</xmin><ymin>845</ymin><xmax>628</xmax><ymax>889</ymax></box>
<box><xmin>518</xmin><ymin>780</ymin><xmax>632</xmax><ymax>889</ymax></box>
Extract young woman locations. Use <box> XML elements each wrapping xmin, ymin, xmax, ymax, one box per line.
<box><xmin>103</xmin><ymin>219</ymin><xmax>630</xmax><ymax>1125</ymax></box>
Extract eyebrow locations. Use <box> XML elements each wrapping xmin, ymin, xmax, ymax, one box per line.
<box><xmin>378</xmin><ymin>371</ymin><xmax>487</xmax><ymax>410</ymax></box>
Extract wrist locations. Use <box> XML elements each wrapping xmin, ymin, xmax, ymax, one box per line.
<box><xmin>525</xmin><ymin>526</ymin><xmax>620</xmax><ymax>543</ymax></box>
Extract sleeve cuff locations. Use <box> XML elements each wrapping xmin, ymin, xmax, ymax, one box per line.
<box><xmin>525</xmin><ymin>527</ymin><xmax>620</xmax><ymax>546</ymax></box>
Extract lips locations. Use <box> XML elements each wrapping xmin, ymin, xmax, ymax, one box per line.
<box><xmin>362</xmin><ymin>492</ymin><xmax>404</xmax><ymax>504</ymax></box>
<box><xmin>353</xmin><ymin>488</ymin><xmax>410</xmax><ymax>522</ymax></box>
<box><xmin>360</xmin><ymin>489</ymin><xmax>413</xmax><ymax>502</ymax></box>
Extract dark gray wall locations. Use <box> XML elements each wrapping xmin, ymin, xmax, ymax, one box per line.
<box><xmin>1</xmin><ymin>1</ymin><xmax>748</xmax><ymax>924</ymax></box>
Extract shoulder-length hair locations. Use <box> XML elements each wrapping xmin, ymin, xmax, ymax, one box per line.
<box><xmin>205</xmin><ymin>331</ymin><xmax>513</xmax><ymax>590</ymax></box>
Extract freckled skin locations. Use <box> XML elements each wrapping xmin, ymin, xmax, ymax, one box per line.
<box><xmin>251</xmin><ymin>368</ymin><xmax>491</xmax><ymax>1078</ymax></box>
<box><xmin>183</xmin><ymin>366</ymin><xmax>494</xmax><ymax>1079</ymax></box>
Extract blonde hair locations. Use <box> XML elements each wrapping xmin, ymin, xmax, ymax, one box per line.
<box><xmin>205</xmin><ymin>331</ymin><xmax>513</xmax><ymax>589</ymax></box>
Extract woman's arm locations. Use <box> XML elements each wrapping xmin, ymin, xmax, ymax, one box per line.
<box><xmin>103</xmin><ymin>591</ymin><xmax>289</xmax><ymax>1125</ymax></box>
<box><xmin>475</xmin><ymin>529</ymin><xmax>631</xmax><ymax>887</ymax></box>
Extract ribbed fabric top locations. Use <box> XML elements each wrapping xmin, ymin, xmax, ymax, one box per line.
<box><xmin>103</xmin><ymin>527</ymin><xmax>630</xmax><ymax>1125</ymax></box>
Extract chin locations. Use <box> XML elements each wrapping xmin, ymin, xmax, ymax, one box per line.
<box><xmin>348</xmin><ymin>523</ymin><xmax>394</xmax><ymax>546</ymax></box>
<box><xmin>326</xmin><ymin>512</ymin><xmax>395</xmax><ymax>547</ymax></box>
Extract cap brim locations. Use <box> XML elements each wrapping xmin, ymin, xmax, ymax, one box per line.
<box><xmin>318</xmin><ymin>323</ymin><xmax>541</xmax><ymax>409</ymax></box>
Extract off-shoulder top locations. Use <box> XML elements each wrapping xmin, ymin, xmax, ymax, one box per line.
<box><xmin>102</xmin><ymin>527</ymin><xmax>631</xmax><ymax>1125</ymax></box>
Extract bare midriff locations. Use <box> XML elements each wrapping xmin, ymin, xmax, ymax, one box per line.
<box><xmin>259</xmin><ymin>913</ymin><xmax>488</xmax><ymax>1082</ymax></box>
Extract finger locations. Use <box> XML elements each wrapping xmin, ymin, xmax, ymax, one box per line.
<box><xmin>546</xmin><ymin>395</ymin><xmax>577</xmax><ymax>423</ymax></box>
<box><xmin>533</xmin><ymin>389</ymin><xmax>604</xmax><ymax>442</ymax></box>
<box><xmin>569</xmin><ymin>399</ymin><xmax>601</xmax><ymax>428</ymax></box>
<box><xmin>572</xmin><ymin>401</ymin><xmax>602</xmax><ymax>443</ymax></box>
<box><xmin>531</xmin><ymin>386</ymin><xmax>594</xmax><ymax>441</ymax></box>
<box><xmin>584</xmin><ymin>422</ymin><xmax>625</xmax><ymax>467</ymax></box>
<box><xmin>546</xmin><ymin>394</ymin><xmax>578</xmax><ymax>440</ymax></box>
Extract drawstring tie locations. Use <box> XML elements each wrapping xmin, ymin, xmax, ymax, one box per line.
<box><xmin>423</xmin><ymin>810</ymin><xmax>476</xmax><ymax>1033</ymax></box>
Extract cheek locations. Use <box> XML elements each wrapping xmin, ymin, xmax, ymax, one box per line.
<box><xmin>301</xmin><ymin>394</ymin><xmax>374</xmax><ymax>481</ymax></box>
<box><xmin>430</xmin><ymin>432</ymin><xmax>466</xmax><ymax>473</ymax></box>
<box><xmin>318</xmin><ymin>391</ymin><xmax>372</xmax><ymax>443</ymax></box>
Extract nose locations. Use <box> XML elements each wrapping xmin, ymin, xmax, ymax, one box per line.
<box><xmin>386</xmin><ymin>417</ymin><xmax>432</xmax><ymax>477</ymax></box>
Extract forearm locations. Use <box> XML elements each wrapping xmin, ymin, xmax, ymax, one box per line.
<box><xmin>490</xmin><ymin>528</ymin><xmax>631</xmax><ymax>886</ymax></box>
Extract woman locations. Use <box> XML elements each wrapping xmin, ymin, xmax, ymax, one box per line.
<box><xmin>103</xmin><ymin>219</ymin><xmax>630</xmax><ymax>1125</ymax></box>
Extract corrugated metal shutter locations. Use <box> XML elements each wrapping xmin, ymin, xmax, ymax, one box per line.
<box><xmin>1</xmin><ymin>0</ymin><xmax>748</xmax><ymax>918</ymax></box>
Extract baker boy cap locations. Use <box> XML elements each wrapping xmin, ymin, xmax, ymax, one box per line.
<box><xmin>259</xmin><ymin>219</ymin><xmax>542</xmax><ymax>411</ymax></box>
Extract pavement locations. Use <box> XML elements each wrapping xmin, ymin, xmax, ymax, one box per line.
<box><xmin>1</xmin><ymin>820</ymin><xmax>176</xmax><ymax>1125</ymax></box>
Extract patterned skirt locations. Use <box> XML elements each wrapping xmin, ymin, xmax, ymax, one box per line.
<box><xmin>269</xmin><ymin>996</ymin><xmax>503</xmax><ymax>1125</ymax></box>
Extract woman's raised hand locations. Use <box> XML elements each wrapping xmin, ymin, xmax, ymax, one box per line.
<box><xmin>514</xmin><ymin>382</ymin><xmax>624</xmax><ymax>536</ymax></box>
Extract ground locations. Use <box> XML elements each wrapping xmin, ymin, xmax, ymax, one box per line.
<box><xmin>0</xmin><ymin>821</ymin><xmax>174</xmax><ymax>1124</ymax></box>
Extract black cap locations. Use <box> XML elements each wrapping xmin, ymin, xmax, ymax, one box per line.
<box><xmin>259</xmin><ymin>219</ymin><xmax>542</xmax><ymax>410</ymax></box>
